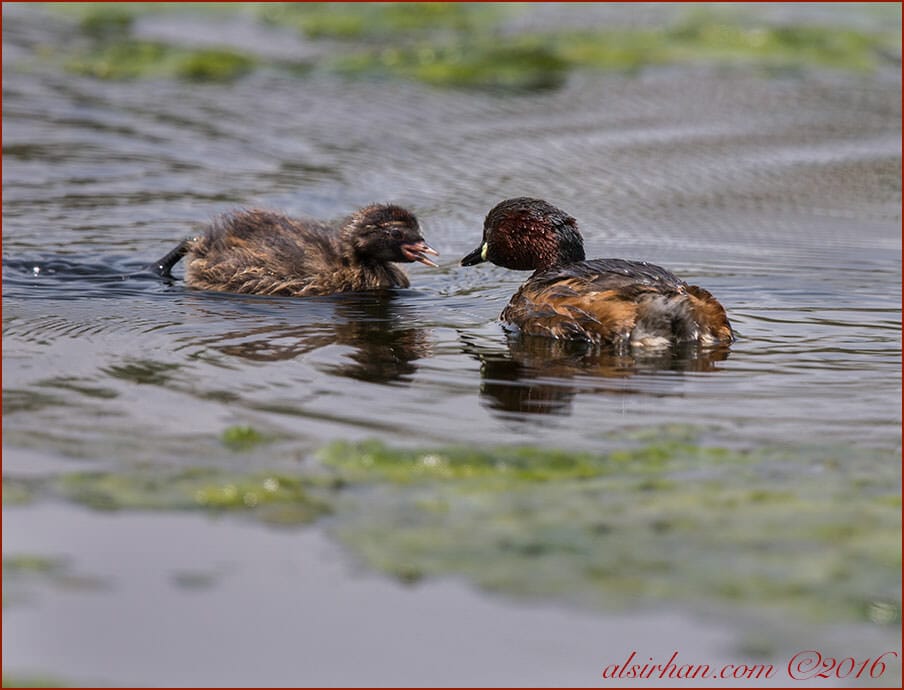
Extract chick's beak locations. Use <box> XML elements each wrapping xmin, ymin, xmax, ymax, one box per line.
<box><xmin>460</xmin><ymin>242</ymin><xmax>486</xmax><ymax>266</ymax></box>
<box><xmin>401</xmin><ymin>240</ymin><xmax>439</xmax><ymax>267</ymax></box>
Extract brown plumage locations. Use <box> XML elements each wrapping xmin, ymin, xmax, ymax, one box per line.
<box><xmin>461</xmin><ymin>197</ymin><xmax>733</xmax><ymax>348</ymax></box>
<box><xmin>153</xmin><ymin>204</ymin><xmax>438</xmax><ymax>296</ymax></box>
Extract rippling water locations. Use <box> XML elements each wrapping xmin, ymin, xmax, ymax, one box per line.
<box><xmin>3</xmin><ymin>3</ymin><xmax>901</xmax><ymax>686</ymax></box>
<box><xmin>4</xmin><ymin>69</ymin><xmax>899</xmax><ymax>451</ymax></box>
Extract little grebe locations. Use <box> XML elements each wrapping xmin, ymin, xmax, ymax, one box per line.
<box><xmin>461</xmin><ymin>197</ymin><xmax>733</xmax><ymax>347</ymax></box>
<box><xmin>154</xmin><ymin>204</ymin><xmax>438</xmax><ymax>296</ymax></box>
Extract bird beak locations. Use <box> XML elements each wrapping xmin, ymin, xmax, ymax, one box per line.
<box><xmin>401</xmin><ymin>241</ymin><xmax>439</xmax><ymax>267</ymax></box>
<box><xmin>460</xmin><ymin>242</ymin><xmax>487</xmax><ymax>266</ymax></box>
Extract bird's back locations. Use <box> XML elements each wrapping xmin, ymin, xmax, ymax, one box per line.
<box><xmin>184</xmin><ymin>209</ymin><xmax>407</xmax><ymax>296</ymax></box>
<box><xmin>501</xmin><ymin>258</ymin><xmax>733</xmax><ymax>347</ymax></box>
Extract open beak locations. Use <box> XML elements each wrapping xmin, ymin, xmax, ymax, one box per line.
<box><xmin>460</xmin><ymin>243</ymin><xmax>486</xmax><ymax>266</ymax></box>
<box><xmin>401</xmin><ymin>241</ymin><xmax>439</xmax><ymax>267</ymax></box>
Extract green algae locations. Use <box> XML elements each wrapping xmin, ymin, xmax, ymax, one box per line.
<box><xmin>669</xmin><ymin>15</ymin><xmax>891</xmax><ymax>72</ymax></box>
<box><xmin>267</xmin><ymin>2</ymin><xmax>897</xmax><ymax>73</ymax></box>
<box><xmin>2</xmin><ymin>673</ymin><xmax>70</xmax><ymax>688</ymax></box>
<box><xmin>322</xmin><ymin>439</ymin><xmax>901</xmax><ymax>626</ymax></box>
<box><xmin>47</xmin><ymin>2</ymin><xmax>259</xmax><ymax>82</ymax></box>
<box><xmin>259</xmin><ymin>2</ymin><xmax>502</xmax><ymax>41</ymax></box>
<box><xmin>3</xmin><ymin>554</ymin><xmax>65</xmax><ymax>576</ymax></box>
<box><xmin>2</xmin><ymin>477</ymin><xmax>38</xmax><ymax>506</ymax></box>
<box><xmin>65</xmin><ymin>40</ymin><xmax>257</xmax><ymax>83</ymax></box>
<box><xmin>318</xmin><ymin>438</ymin><xmax>749</xmax><ymax>484</ymax></box>
<box><xmin>542</xmin><ymin>16</ymin><xmax>896</xmax><ymax>75</ymax></box>
<box><xmin>301</xmin><ymin>4</ymin><xmax>899</xmax><ymax>88</ymax></box>
<box><xmin>175</xmin><ymin>49</ymin><xmax>256</xmax><ymax>82</ymax></box>
<box><xmin>335</xmin><ymin>39</ymin><xmax>569</xmax><ymax>92</ymax></box>
<box><xmin>5</xmin><ymin>432</ymin><xmax>900</xmax><ymax>627</ymax></box>
<box><xmin>48</xmin><ymin>2</ymin><xmax>245</xmax><ymax>23</ymax></box>
<box><xmin>55</xmin><ymin>467</ymin><xmax>330</xmax><ymax>525</ymax></box>
<box><xmin>220</xmin><ymin>424</ymin><xmax>268</xmax><ymax>451</ymax></box>
<box><xmin>3</xmin><ymin>554</ymin><xmax>108</xmax><ymax>605</ymax></box>
<box><xmin>42</xmin><ymin>2</ymin><xmax>900</xmax><ymax>89</ymax></box>
<box><xmin>77</xmin><ymin>6</ymin><xmax>133</xmax><ymax>39</ymax></box>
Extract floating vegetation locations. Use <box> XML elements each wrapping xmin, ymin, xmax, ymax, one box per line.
<box><xmin>46</xmin><ymin>2</ymin><xmax>259</xmax><ymax>82</ymax></box>
<box><xmin>220</xmin><ymin>425</ymin><xmax>268</xmax><ymax>452</ymax></box>
<box><xmin>40</xmin><ymin>2</ymin><xmax>901</xmax><ymax>89</ymax></box>
<box><xmin>285</xmin><ymin>3</ymin><xmax>899</xmax><ymax>87</ymax></box>
<box><xmin>2</xmin><ymin>672</ymin><xmax>71</xmax><ymax>688</ymax></box>
<box><xmin>3</xmin><ymin>554</ymin><xmax>108</xmax><ymax>606</ymax></box>
<box><xmin>2</xmin><ymin>477</ymin><xmax>38</xmax><ymax>506</ymax></box>
<box><xmin>258</xmin><ymin>2</ymin><xmax>503</xmax><ymax>41</ymax></box>
<box><xmin>65</xmin><ymin>40</ymin><xmax>257</xmax><ymax>83</ymax></box>
<box><xmin>316</xmin><ymin>437</ymin><xmax>740</xmax><ymax>484</ymax></box>
<box><xmin>321</xmin><ymin>439</ymin><xmax>901</xmax><ymax>625</ymax></box>
<box><xmin>335</xmin><ymin>39</ymin><xmax>569</xmax><ymax>92</ymax></box>
<box><xmin>175</xmin><ymin>48</ymin><xmax>256</xmax><ymax>82</ymax></box>
<box><xmin>55</xmin><ymin>467</ymin><xmax>331</xmax><ymax>526</ymax></box>
<box><xmin>77</xmin><ymin>5</ymin><xmax>133</xmax><ymax>38</ymax></box>
<box><xmin>3</xmin><ymin>554</ymin><xmax>67</xmax><ymax>576</ymax></box>
<box><xmin>5</xmin><ymin>433</ymin><xmax>900</xmax><ymax>625</ymax></box>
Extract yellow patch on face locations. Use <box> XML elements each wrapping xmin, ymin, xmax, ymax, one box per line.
<box><xmin>480</xmin><ymin>242</ymin><xmax>489</xmax><ymax>261</ymax></box>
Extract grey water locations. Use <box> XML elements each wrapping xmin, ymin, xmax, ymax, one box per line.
<box><xmin>3</xmin><ymin>3</ymin><xmax>901</xmax><ymax>687</ymax></box>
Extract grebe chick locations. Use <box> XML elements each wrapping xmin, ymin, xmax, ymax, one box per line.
<box><xmin>155</xmin><ymin>203</ymin><xmax>438</xmax><ymax>296</ymax></box>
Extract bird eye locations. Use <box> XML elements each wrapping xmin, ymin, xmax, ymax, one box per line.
<box><xmin>390</xmin><ymin>228</ymin><xmax>403</xmax><ymax>240</ymax></box>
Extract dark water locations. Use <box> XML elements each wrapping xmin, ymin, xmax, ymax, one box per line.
<box><xmin>3</xmin><ymin>3</ymin><xmax>901</xmax><ymax>686</ymax></box>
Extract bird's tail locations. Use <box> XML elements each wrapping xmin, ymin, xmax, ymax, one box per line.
<box><xmin>149</xmin><ymin>239</ymin><xmax>191</xmax><ymax>279</ymax></box>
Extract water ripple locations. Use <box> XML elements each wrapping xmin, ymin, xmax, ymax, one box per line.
<box><xmin>2</xmin><ymin>4</ymin><xmax>900</xmax><ymax>452</ymax></box>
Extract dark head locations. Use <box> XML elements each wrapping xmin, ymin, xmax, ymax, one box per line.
<box><xmin>343</xmin><ymin>203</ymin><xmax>438</xmax><ymax>267</ymax></box>
<box><xmin>461</xmin><ymin>197</ymin><xmax>585</xmax><ymax>271</ymax></box>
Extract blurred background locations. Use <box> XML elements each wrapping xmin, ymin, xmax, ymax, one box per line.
<box><xmin>3</xmin><ymin>3</ymin><xmax>901</xmax><ymax>687</ymax></box>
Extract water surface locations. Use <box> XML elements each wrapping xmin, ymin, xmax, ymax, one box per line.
<box><xmin>3</xmin><ymin>3</ymin><xmax>901</xmax><ymax>686</ymax></box>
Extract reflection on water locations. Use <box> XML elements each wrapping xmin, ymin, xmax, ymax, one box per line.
<box><xmin>464</xmin><ymin>334</ymin><xmax>731</xmax><ymax>416</ymax></box>
<box><xmin>204</xmin><ymin>297</ymin><xmax>434</xmax><ymax>384</ymax></box>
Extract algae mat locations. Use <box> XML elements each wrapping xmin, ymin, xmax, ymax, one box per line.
<box><xmin>6</xmin><ymin>433</ymin><xmax>900</xmax><ymax>636</ymax></box>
